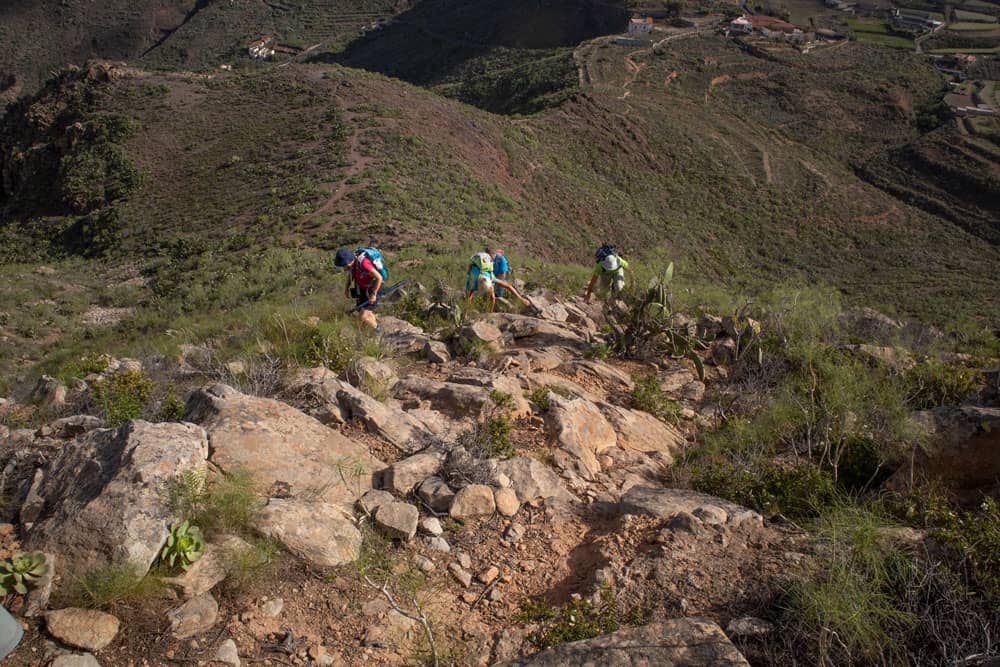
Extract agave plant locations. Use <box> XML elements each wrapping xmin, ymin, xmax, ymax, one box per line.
<box><xmin>0</xmin><ymin>552</ymin><xmax>48</xmax><ymax>595</ymax></box>
<box><xmin>160</xmin><ymin>521</ymin><xmax>205</xmax><ymax>570</ymax></box>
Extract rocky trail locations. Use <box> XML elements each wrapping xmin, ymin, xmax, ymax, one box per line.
<box><xmin>0</xmin><ymin>290</ymin><xmax>996</xmax><ymax>666</ymax></box>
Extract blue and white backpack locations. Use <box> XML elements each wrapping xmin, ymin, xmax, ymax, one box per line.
<box><xmin>356</xmin><ymin>246</ymin><xmax>388</xmax><ymax>280</ymax></box>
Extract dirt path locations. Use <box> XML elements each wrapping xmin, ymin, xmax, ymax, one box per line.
<box><xmin>300</xmin><ymin>109</ymin><xmax>378</xmax><ymax>229</ymax></box>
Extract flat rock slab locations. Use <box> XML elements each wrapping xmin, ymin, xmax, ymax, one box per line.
<box><xmin>620</xmin><ymin>486</ymin><xmax>762</xmax><ymax>529</ymax></box>
<box><xmin>256</xmin><ymin>498</ymin><xmax>361</xmax><ymax>567</ymax></box>
<box><xmin>546</xmin><ymin>395</ymin><xmax>617</xmax><ymax>479</ymax></box>
<box><xmin>24</xmin><ymin>421</ymin><xmax>208</xmax><ymax>580</ymax></box>
<box><xmin>496</xmin><ymin>618</ymin><xmax>750</xmax><ymax>666</ymax></box>
<box><xmin>167</xmin><ymin>592</ymin><xmax>219</xmax><ymax>639</ymax></box>
<box><xmin>495</xmin><ymin>457</ymin><xmax>577</xmax><ymax>504</ymax></box>
<box><xmin>46</xmin><ymin>608</ymin><xmax>120</xmax><ymax>651</ymax></box>
<box><xmin>185</xmin><ymin>384</ymin><xmax>383</xmax><ymax>512</ymax></box>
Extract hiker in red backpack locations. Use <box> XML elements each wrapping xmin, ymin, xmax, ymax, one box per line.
<box><xmin>335</xmin><ymin>247</ymin><xmax>384</xmax><ymax>330</ymax></box>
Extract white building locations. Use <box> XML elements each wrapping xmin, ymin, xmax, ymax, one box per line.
<box><xmin>248</xmin><ymin>35</ymin><xmax>275</xmax><ymax>59</ymax></box>
<box><xmin>730</xmin><ymin>16</ymin><xmax>754</xmax><ymax>34</ymax></box>
<box><xmin>628</xmin><ymin>16</ymin><xmax>654</xmax><ymax>34</ymax></box>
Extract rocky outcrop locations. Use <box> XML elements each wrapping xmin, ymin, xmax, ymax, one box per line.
<box><xmin>600</xmin><ymin>404</ymin><xmax>685</xmax><ymax>460</ymax></box>
<box><xmin>545</xmin><ymin>394</ymin><xmax>617</xmax><ymax>479</ymax></box>
<box><xmin>496</xmin><ymin>618</ymin><xmax>750</xmax><ymax>666</ymax></box>
<box><xmin>185</xmin><ymin>384</ymin><xmax>382</xmax><ymax>512</ymax></box>
<box><xmin>23</xmin><ymin>421</ymin><xmax>208</xmax><ymax>579</ymax></box>
<box><xmin>893</xmin><ymin>405</ymin><xmax>1000</xmax><ymax>493</ymax></box>
<box><xmin>620</xmin><ymin>486</ymin><xmax>762</xmax><ymax>529</ymax></box>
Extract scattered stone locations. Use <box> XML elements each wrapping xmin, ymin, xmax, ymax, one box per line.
<box><xmin>45</xmin><ymin>608</ymin><xmax>120</xmax><ymax>651</ymax></box>
<box><xmin>692</xmin><ymin>505</ymin><xmax>728</xmax><ymax>526</ymax></box>
<box><xmin>23</xmin><ymin>422</ymin><xmax>207</xmax><ymax>581</ymax></box>
<box><xmin>423</xmin><ymin>340</ymin><xmax>451</xmax><ymax>364</ymax></box>
<box><xmin>458</xmin><ymin>321</ymin><xmax>504</xmax><ymax>352</ymax></box>
<box><xmin>494</xmin><ymin>618</ymin><xmax>750</xmax><ymax>666</ymax></box>
<box><xmin>666</xmin><ymin>511</ymin><xmax>704</xmax><ymax>535</ymax></box>
<box><xmin>503</xmin><ymin>523</ymin><xmax>525</xmax><ymax>544</ymax></box>
<box><xmin>416</xmin><ymin>476</ymin><xmax>456</xmax><ymax>515</ymax></box>
<box><xmin>726</xmin><ymin>616</ymin><xmax>775</xmax><ymax>638</ymax></box>
<box><xmin>450</xmin><ymin>484</ymin><xmax>496</xmax><ymax>520</ymax></box>
<box><xmin>358</xmin><ymin>489</ymin><xmax>395</xmax><ymax>516</ymax></box>
<box><xmin>30</xmin><ymin>375</ymin><xmax>66</xmax><ymax>409</ymax></box>
<box><xmin>255</xmin><ymin>498</ymin><xmax>361</xmax><ymax>567</ymax></box>
<box><xmin>377</xmin><ymin>452</ymin><xmax>445</xmax><ymax>495</ymax></box>
<box><xmin>493</xmin><ymin>487</ymin><xmax>520</xmax><ymax>517</ymax></box>
<box><xmin>488</xmin><ymin>588</ymin><xmax>503</xmax><ymax>602</ymax></box>
<box><xmin>374</xmin><ymin>501</ymin><xmax>419</xmax><ymax>541</ymax></box>
<box><xmin>457</xmin><ymin>552</ymin><xmax>472</xmax><ymax>569</ymax></box>
<box><xmin>461</xmin><ymin>592</ymin><xmax>479</xmax><ymax>604</ymax></box>
<box><xmin>167</xmin><ymin>592</ymin><xmax>219</xmax><ymax>639</ymax></box>
<box><xmin>448</xmin><ymin>563</ymin><xmax>473</xmax><ymax>588</ymax></box>
<box><xmin>420</xmin><ymin>517</ymin><xmax>443</xmax><ymax>536</ymax></box>
<box><xmin>426</xmin><ymin>536</ymin><xmax>450</xmax><ymax>553</ymax></box>
<box><xmin>214</xmin><ymin>638</ymin><xmax>241</xmax><ymax>666</ymax></box>
<box><xmin>413</xmin><ymin>555</ymin><xmax>435</xmax><ymax>573</ymax></box>
<box><xmin>477</xmin><ymin>566</ymin><xmax>500</xmax><ymax>585</ymax></box>
<box><xmin>344</xmin><ymin>356</ymin><xmax>397</xmax><ymax>392</ymax></box>
<box><xmin>160</xmin><ymin>535</ymin><xmax>249</xmax><ymax>599</ymax></box>
<box><xmin>261</xmin><ymin>598</ymin><xmax>284</xmax><ymax>618</ymax></box>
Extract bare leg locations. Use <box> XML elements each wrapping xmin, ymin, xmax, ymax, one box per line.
<box><xmin>495</xmin><ymin>278</ymin><xmax>530</xmax><ymax>306</ymax></box>
<box><xmin>358</xmin><ymin>309</ymin><xmax>378</xmax><ymax>329</ymax></box>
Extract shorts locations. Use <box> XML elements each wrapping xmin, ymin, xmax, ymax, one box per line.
<box><xmin>352</xmin><ymin>287</ymin><xmax>381</xmax><ymax>311</ymax></box>
<box><xmin>466</xmin><ymin>267</ymin><xmax>495</xmax><ymax>293</ymax></box>
<box><xmin>598</xmin><ymin>270</ymin><xmax>625</xmax><ymax>293</ymax></box>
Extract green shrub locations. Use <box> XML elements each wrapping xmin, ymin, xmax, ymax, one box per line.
<box><xmin>933</xmin><ymin>497</ymin><xmax>1000</xmax><ymax>601</ymax></box>
<box><xmin>528</xmin><ymin>388</ymin><xmax>552</xmax><ymax>412</ymax></box>
<box><xmin>518</xmin><ymin>586</ymin><xmax>620</xmax><ymax>649</ymax></box>
<box><xmin>584</xmin><ymin>341</ymin><xmax>610</xmax><ymax>360</ymax></box>
<box><xmin>170</xmin><ymin>468</ymin><xmax>263</xmax><ymax>537</ymax></box>
<box><xmin>692</xmin><ymin>462</ymin><xmax>837</xmax><ymax>518</ymax></box>
<box><xmin>90</xmin><ymin>369</ymin><xmax>156</xmax><ymax>426</ymax></box>
<box><xmin>58</xmin><ymin>115</ymin><xmax>144</xmax><ymax>214</ymax></box>
<box><xmin>837</xmin><ymin>436</ymin><xmax>887</xmax><ymax>493</ymax></box>
<box><xmin>903</xmin><ymin>361</ymin><xmax>983</xmax><ymax>410</ymax></box>
<box><xmin>56</xmin><ymin>353</ymin><xmax>111</xmax><ymax>384</ymax></box>
<box><xmin>782</xmin><ymin>506</ymin><xmax>916</xmax><ymax>665</ymax></box>
<box><xmin>157</xmin><ymin>384</ymin><xmax>186</xmax><ymax>422</ymax></box>
<box><xmin>631</xmin><ymin>374</ymin><xmax>679</xmax><ymax>424</ymax></box>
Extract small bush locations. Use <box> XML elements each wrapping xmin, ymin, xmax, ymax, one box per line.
<box><xmin>67</xmin><ymin>563</ymin><xmax>166</xmax><ymax>611</ymax></box>
<box><xmin>157</xmin><ymin>384</ymin><xmax>186</xmax><ymax>422</ymax></box>
<box><xmin>223</xmin><ymin>537</ymin><xmax>282</xmax><ymax>591</ymax></box>
<box><xmin>519</xmin><ymin>586</ymin><xmax>620</xmax><ymax>649</ymax></box>
<box><xmin>56</xmin><ymin>353</ymin><xmax>111</xmax><ymax>384</ymax></box>
<box><xmin>584</xmin><ymin>341</ymin><xmax>610</xmax><ymax>360</ymax></box>
<box><xmin>692</xmin><ymin>462</ymin><xmax>837</xmax><ymax>518</ymax></box>
<box><xmin>631</xmin><ymin>374</ymin><xmax>679</xmax><ymax>424</ymax></box>
<box><xmin>90</xmin><ymin>369</ymin><xmax>156</xmax><ymax>427</ymax></box>
<box><xmin>528</xmin><ymin>388</ymin><xmax>551</xmax><ymax>412</ymax></box>
<box><xmin>933</xmin><ymin>497</ymin><xmax>1000</xmax><ymax>602</ymax></box>
<box><xmin>159</xmin><ymin>521</ymin><xmax>205</xmax><ymax>571</ymax></box>
<box><xmin>903</xmin><ymin>361</ymin><xmax>983</xmax><ymax>410</ymax></box>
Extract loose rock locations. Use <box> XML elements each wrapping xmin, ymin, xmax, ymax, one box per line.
<box><xmin>450</xmin><ymin>484</ymin><xmax>496</xmax><ymax>520</ymax></box>
<box><xmin>167</xmin><ymin>592</ymin><xmax>219</xmax><ymax>639</ymax></box>
<box><xmin>45</xmin><ymin>608</ymin><xmax>120</xmax><ymax>651</ymax></box>
<box><xmin>374</xmin><ymin>501</ymin><xmax>419</xmax><ymax>541</ymax></box>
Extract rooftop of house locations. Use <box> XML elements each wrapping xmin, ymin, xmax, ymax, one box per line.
<box><xmin>748</xmin><ymin>15</ymin><xmax>799</xmax><ymax>32</ymax></box>
<box><xmin>630</xmin><ymin>16</ymin><xmax>654</xmax><ymax>24</ymax></box>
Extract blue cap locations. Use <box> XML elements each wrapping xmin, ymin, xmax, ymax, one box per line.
<box><xmin>334</xmin><ymin>248</ymin><xmax>355</xmax><ymax>267</ymax></box>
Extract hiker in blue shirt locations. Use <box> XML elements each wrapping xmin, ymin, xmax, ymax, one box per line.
<box><xmin>465</xmin><ymin>251</ymin><xmax>530</xmax><ymax>312</ymax></box>
<box><xmin>492</xmin><ymin>248</ymin><xmax>509</xmax><ymax>298</ymax></box>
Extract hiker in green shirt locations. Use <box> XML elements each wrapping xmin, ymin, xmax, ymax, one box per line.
<box><xmin>585</xmin><ymin>243</ymin><xmax>629</xmax><ymax>303</ymax></box>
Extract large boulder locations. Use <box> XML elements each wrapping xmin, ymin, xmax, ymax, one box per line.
<box><xmin>545</xmin><ymin>395</ymin><xmax>617</xmax><ymax>479</ymax></box>
<box><xmin>496</xmin><ymin>618</ymin><xmax>750</xmax><ymax>666</ymax></box>
<box><xmin>335</xmin><ymin>383</ymin><xmax>436</xmax><ymax>454</ymax></box>
<box><xmin>892</xmin><ymin>406</ymin><xmax>1000</xmax><ymax>494</ymax></box>
<box><xmin>495</xmin><ymin>457</ymin><xmax>577</xmax><ymax>504</ymax></box>
<box><xmin>486</xmin><ymin>314</ymin><xmax>587</xmax><ymax>351</ymax></box>
<box><xmin>558</xmin><ymin>360</ymin><xmax>634</xmax><ymax>392</ymax></box>
<box><xmin>185</xmin><ymin>384</ymin><xmax>382</xmax><ymax>512</ymax></box>
<box><xmin>600</xmin><ymin>404</ymin><xmax>685</xmax><ymax>460</ymax></box>
<box><xmin>23</xmin><ymin>421</ymin><xmax>208</xmax><ymax>579</ymax></box>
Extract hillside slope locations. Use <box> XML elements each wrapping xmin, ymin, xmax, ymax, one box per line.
<box><xmin>1</xmin><ymin>37</ymin><xmax>998</xmax><ymax>327</ymax></box>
